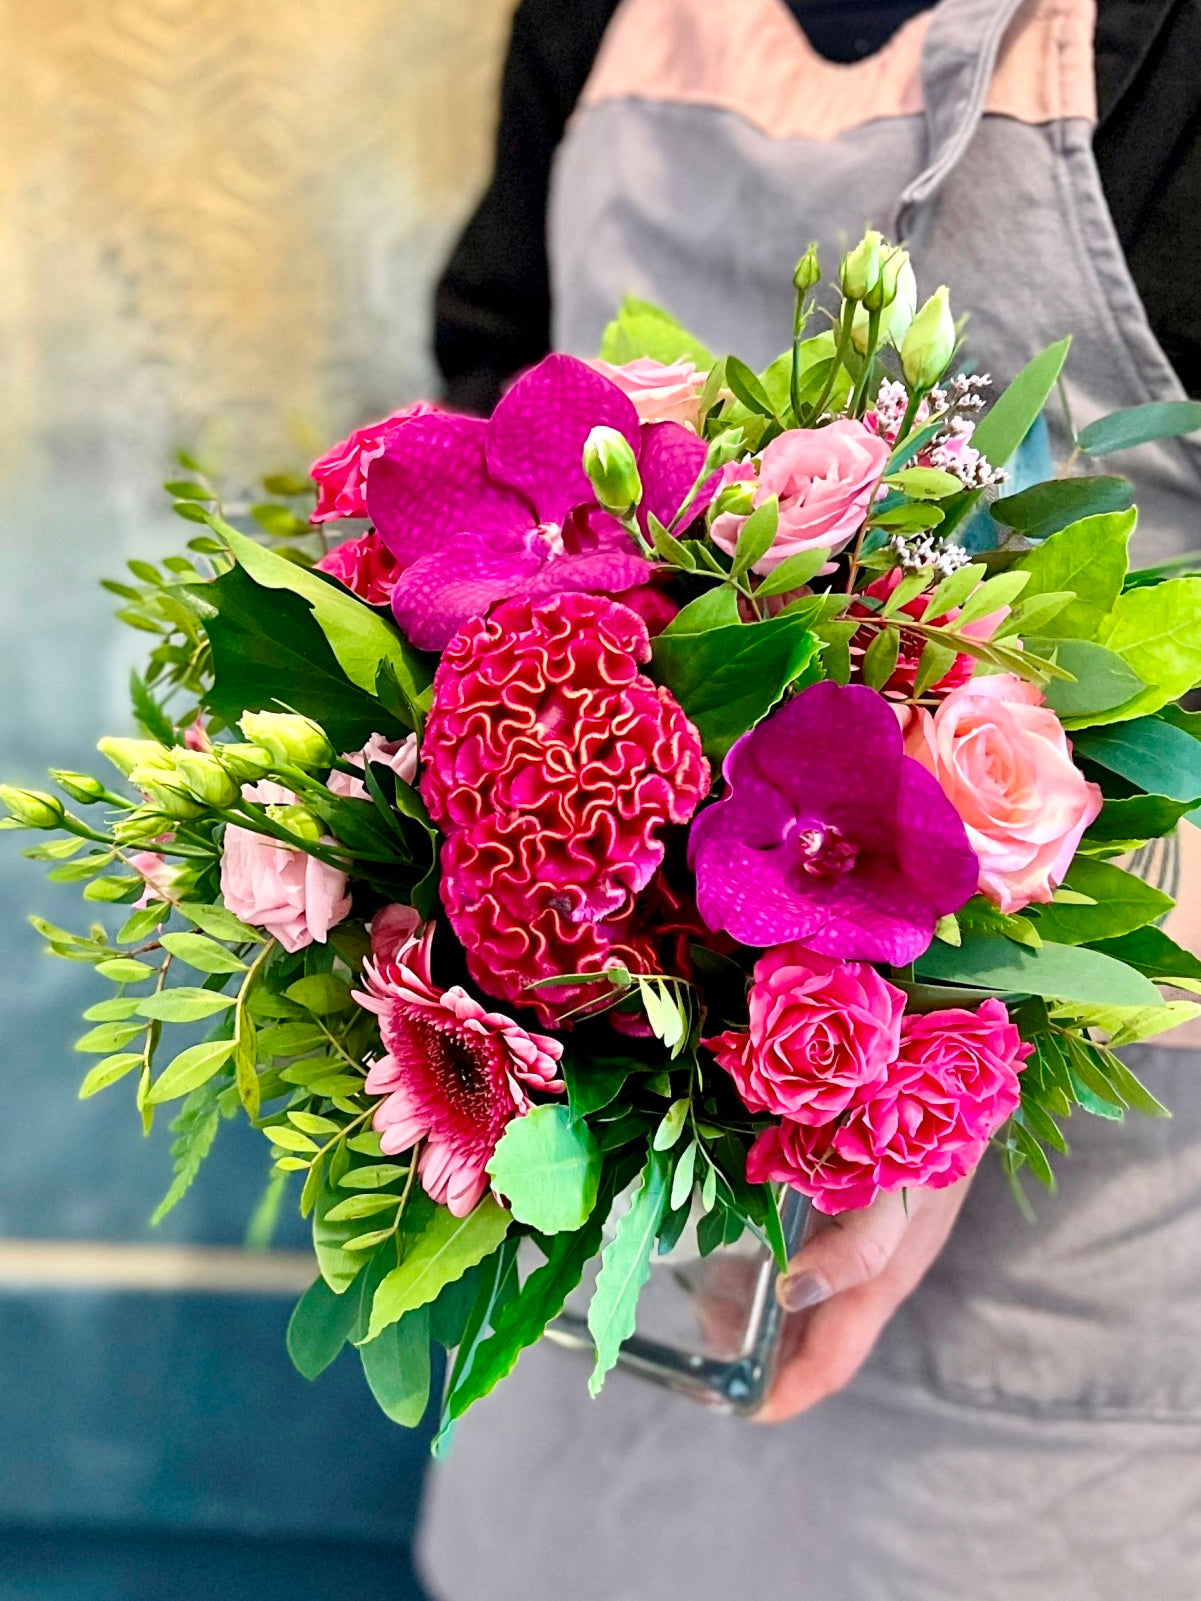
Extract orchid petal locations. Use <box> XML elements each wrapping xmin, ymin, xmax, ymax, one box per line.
<box><xmin>637</xmin><ymin>420</ymin><xmax>717</xmax><ymax>536</ymax></box>
<box><xmin>391</xmin><ymin>540</ymin><xmax>544</xmax><ymax>651</ymax></box>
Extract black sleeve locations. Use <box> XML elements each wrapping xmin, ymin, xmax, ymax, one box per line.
<box><xmin>433</xmin><ymin>0</ymin><xmax>621</xmax><ymax>414</ymax></box>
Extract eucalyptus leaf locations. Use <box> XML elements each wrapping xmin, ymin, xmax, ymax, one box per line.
<box><xmin>971</xmin><ymin>337</ymin><xmax>1071</xmax><ymax>469</ymax></box>
<box><xmin>1077</xmin><ymin>400</ymin><xmax>1201</xmax><ymax>456</ymax></box>
<box><xmin>914</xmin><ymin>934</ymin><xmax>1161</xmax><ymax>1006</ymax></box>
<box><xmin>1071</xmin><ymin>716</ymin><xmax>1201</xmax><ymax>801</ymax></box>
<box><xmin>991</xmin><ymin>477</ymin><xmax>1133</xmax><ymax>541</ymax></box>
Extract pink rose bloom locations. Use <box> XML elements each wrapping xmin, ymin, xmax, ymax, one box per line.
<box><xmin>327</xmin><ymin>732</ymin><xmax>419</xmax><ymax>801</ymax></box>
<box><xmin>130</xmin><ymin>850</ymin><xmax>180</xmax><ymax>908</ymax></box>
<box><xmin>369</xmin><ymin>903</ymin><xmax>423</xmax><ymax>965</ymax></box>
<box><xmin>904</xmin><ymin>674</ymin><xmax>1102</xmax><ymax>913</ymax></box>
<box><xmin>707</xmin><ymin>943</ymin><xmax>904</xmax><ymax>1125</ymax></box>
<box><xmin>309</xmin><ymin>401</ymin><xmax>437</xmax><ymax>523</ymax></box>
<box><xmin>315</xmin><ymin>531</ymin><xmax>402</xmax><ymax>604</ymax></box>
<box><xmin>850</xmin><ymin>568</ymin><xmax>1009</xmax><ymax>699</ymax></box>
<box><xmin>589</xmin><ymin>357</ymin><xmax>707</xmax><ymax>429</ymax></box>
<box><xmin>355</xmin><ymin>924</ymin><xmax>564</xmax><ymax>1216</ymax></box>
<box><xmin>748</xmin><ymin>998</ymin><xmax>1031</xmax><ymax>1213</ymax></box>
<box><xmin>711</xmin><ymin>419</ymin><xmax>889</xmax><ymax>575</ymax></box>
<box><xmin>219</xmin><ymin>781</ymin><xmax>351</xmax><ymax>953</ymax></box>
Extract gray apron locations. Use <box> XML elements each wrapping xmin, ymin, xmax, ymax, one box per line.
<box><xmin>420</xmin><ymin>3</ymin><xmax>1201</xmax><ymax>1595</ymax></box>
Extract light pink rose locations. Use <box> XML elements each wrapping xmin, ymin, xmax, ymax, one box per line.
<box><xmin>219</xmin><ymin>781</ymin><xmax>351</xmax><ymax>953</ymax></box>
<box><xmin>747</xmin><ymin>998</ymin><xmax>1031</xmax><ymax>1213</ymax></box>
<box><xmin>327</xmin><ymin>732</ymin><xmax>419</xmax><ymax>801</ymax></box>
<box><xmin>904</xmin><ymin>674</ymin><xmax>1102</xmax><ymax>914</ymax></box>
<box><xmin>315</xmin><ymin>531</ymin><xmax>401</xmax><ymax>604</ymax></box>
<box><xmin>130</xmin><ymin>850</ymin><xmax>180</xmax><ymax>908</ymax></box>
<box><xmin>309</xmin><ymin>402</ymin><xmax>437</xmax><ymax>523</ymax></box>
<box><xmin>710</xmin><ymin>419</ymin><xmax>889</xmax><ymax>575</ymax></box>
<box><xmin>589</xmin><ymin>357</ymin><xmax>707</xmax><ymax>428</ymax></box>
<box><xmin>707</xmin><ymin>942</ymin><xmax>905</xmax><ymax>1126</ymax></box>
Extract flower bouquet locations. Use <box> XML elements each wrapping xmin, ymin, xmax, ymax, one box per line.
<box><xmin>8</xmin><ymin>232</ymin><xmax>1201</xmax><ymax>1434</ymax></box>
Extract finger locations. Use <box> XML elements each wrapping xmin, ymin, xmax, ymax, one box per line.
<box><xmin>776</xmin><ymin>1188</ymin><xmax>916</xmax><ymax>1313</ymax></box>
<box><xmin>756</xmin><ymin>1278</ymin><xmax>896</xmax><ymax>1422</ymax></box>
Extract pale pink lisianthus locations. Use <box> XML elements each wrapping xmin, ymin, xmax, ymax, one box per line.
<box><xmin>219</xmin><ymin>781</ymin><xmax>351</xmax><ymax>952</ymax></box>
<box><xmin>748</xmin><ymin>998</ymin><xmax>1031</xmax><ymax>1213</ymax></box>
<box><xmin>130</xmin><ymin>850</ymin><xmax>180</xmax><ymax>908</ymax></box>
<box><xmin>327</xmin><ymin>732</ymin><xmax>419</xmax><ymax>802</ymax></box>
<box><xmin>588</xmin><ymin>357</ymin><xmax>707</xmax><ymax>429</ymax></box>
<box><xmin>707</xmin><ymin>943</ymin><xmax>905</xmax><ymax>1126</ymax></box>
<box><xmin>355</xmin><ymin>925</ymin><xmax>564</xmax><ymax>1216</ymax></box>
<box><xmin>309</xmin><ymin>402</ymin><xmax>438</xmax><ymax>523</ymax></box>
<box><xmin>710</xmin><ymin>419</ymin><xmax>889</xmax><ymax>575</ymax></box>
<box><xmin>903</xmin><ymin>674</ymin><xmax>1102</xmax><ymax>914</ymax></box>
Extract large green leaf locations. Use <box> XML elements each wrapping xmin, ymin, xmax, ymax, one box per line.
<box><xmin>486</xmin><ymin>1104</ymin><xmax>601</xmax><ymax>1234</ymax></box>
<box><xmin>562</xmin><ymin>1052</ymin><xmax>637</xmax><ymax>1123</ymax></box>
<box><xmin>1085</xmin><ymin>793</ymin><xmax>1199</xmax><ymax>842</ymax></box>
<box><xmin>659</xmin><ymin>585</ymin><xmax>740</xmax><ymax>636</ymax></box>
<box><xmin>1039</xmin><ymin>641</ymin><xmax>1145</xmax><ymax>722</ymax></box>
<box><xmin>1071</xmin><ymin>716</ymin><xmax>1201</xmax><ymax>801</ymax></box>
<box><xmin>367</xmin><ymin>1196</ymin><xmax>511</xmax><ymax>1339</ymax></box>
<box><xmin>1089</xmin><ymin>926</ymin><xmax>1201</xmax><ymax>990</ymax></box>
<box><xmin>914</xmin><ymin>934</ymin><xmax>1161</xmax><ymax>1006</ymax></box>
<box><xmin>1012</xmin><ymin>509</ymin><xmax>1134</xmax><ymax>639</ymax></box>
<box><xmin>651</xmin><ymin>615</ymin><xmax>820</xmax><ymax>762</ymax></box>
<box><xmin>587</xmin><ymin>1147</ymin><xmax>669</xmax><ymax>1396</ymax></box>
<box><xmin>971</xmin><ymin>337</ymin><xmax>1071</xmax><ymax>469</ymax></box>
<box><xmin>359</xmin><ymin>1305</ymin><xmax>431</xmax><ymax>1427</ymax></box>
<box><xmin>1077</xmin><ymin>400</ymin><xmax>1201</xmax><ymax>457</ymax></box>
<box><xmin>1091</xmin><ymin>579</ymin><xmax>1201</xmax><ymax>723</ymax></box>
<box><xmin>286</xmin><ymin>1273</ymin><xmax>362</xmax><ymax>1380</ymax></box>
<box><xmin>991</xmin><ymin>477</ymin><xmax>1133</xmax><ymax>542</ymax></box>
<box><xmin>1032</xmin><ymin>858</ymin><xmax>1173</xmax><ymax>945</ymax></box>
<box><xmin>598</xmin><ymin>295</ymin><xmax>715</xmax><ymax>368</ymax></box>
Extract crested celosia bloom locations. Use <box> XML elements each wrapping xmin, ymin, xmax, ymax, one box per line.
<box><xmin>365</xmin><ymin>354</ymin><xmax>718</xmax><ymax>650</ymax></box>
<box><xmin>309</xmin><ymin>402</ymin><xmax>437</xmax><ymax>523</ymax></box>
<box><xmin>421</xmin><ymin>592</ymin><xmax>709</xmax><ymax>1020</ymax></box>
<box><xmin>747</xmin><ymin>998</ymin><xmax>1031</xmax><ymax>1213</ymax></box>
<box><xmin>315</xmin><ymin>530</ymin><xmax>402</xmax><ymax>605</ymax></box>
<box><xmin>356</xmin><ymin>924</ymin><xmax>564</xmax><ymax>1216</ymax></box>
<box><xmin>689</xmin><ymin>681</ymin><xmax>978</xmax><ymax>965</ymax></box>
<box><xmin>707</xmin><ymin>943</ymin><xmax>905</xmax><ymax>1126</ymax></box>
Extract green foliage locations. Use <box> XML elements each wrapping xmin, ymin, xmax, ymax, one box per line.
<box><xmin>1032</xmin><ymin>858</ymin><xmax>1173</xmax><ymax>945</ymax></box>
<box><xmin>1090</xmin><ymin>579</ymin><xmax>1201</xmax><ymax>723</ymax></box>
<box><xmin>146</xmin><ymin>1041</ymin><xmax>235</xmax><ymax>1104</ymax></box>
<box><xmin>598</xmin><ymin>296</ymin><xmax>715</xmax><ymax>368</ymax></box>
<box><xmin>991</xmin><ymin>477</ymin><xmax>1133</xmax><ymax>541</ymax></box>
<box><xmin>367</xmin><ymin>1197</ymin><xmax>512</xmax><ymax>1339</ymax></box>
<box><xmin>971</xmin><ymin>337</ymin><xmax>1071</xmax><ymax>469</ymax></box>
<box><xmin>915</xmin><ymin>934</ymin><xmax>1161</xmax><ymax>1006</ymax></box>
<box><xmin>1038</xmin><ymin>641</ymin><xmax>1145</xmax><ymax>722</ymax></box>
<box><xmin>1071</xmin><ymin>716</ymin><xmax>1201</xmax><ymax>802</ymax></box>
<box><xmin>151</xmin><ymin>1076</ymin><xmax>228</xmax><ymax>1224</ymax></box>
<box><xmin>1012</xmin><ymin>509</ymin><xmax>1134</xmax><ymax>638</ymax></box>
<box><xmin>1085</xmin><ymin>793</ymin><xmax>1197</xmax><ymax>843</ymax></box>
<box><xmin>359</xmin><ymin>1306</ymin><xmax>432</xmax><ymax>1427</ymax></box>
<box><xmin>587</xmin><ymin>1147</ymin><xmax>670</xmax><ymax>1396</ymax></box>
<box><xmin>1089</xmin><ymin>926</ymin><xmax>1201</xmax><ymax>992</ymax></box>
<box><xmin>486</xmin><ymin>1105</ymin><xmax>601</xmax><ymax>1234</ymax></box>
<box><xmin>562</xmin><ymin>1053</ymin><xmax>636</xmax><ymax>1123</ymax></box>
<box><xmin>287</xmin><ymin>1273</ymin><xmax>363</xmax><ymax>1381</ymax></box>
<box><xmin>1077</xmin><ymin>400</ymin><xmax>1201</xmax><ymax>456</ymax></box>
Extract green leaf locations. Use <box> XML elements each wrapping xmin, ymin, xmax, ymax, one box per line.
<box><xmin>670</xmin><ymin>1139</ymin><xmax>698</xmax><ymax>1212</ymax></box>
<box><xmin>1088</xmin><ymin>926</ymin><xmax>1201</xmax><ymax>990</ymax></box>
<box><xmin>74</xmin><ymin>1021</ymin><xmax>146</xmax><ymax>1054</ymax></box>
<box><xmin>1012</xmin><ymin>509</ymin><xmax>1134</xmax><ymax>638</ymax></box>
<box><xmin>587</xmin><ymin>1147</ymin><xmax>670</xmax><ymax>1396</ymax></box>
<box><xmin>598</xmin><ymin>295</ymin><xmax>714</xmax><ymax>368</ymax></box>
<box><xmin>314</xmin><ymin>1177</ymin><xmax>370</xmax><ymax>1293</ymax></box>
<box><xmin>1039</xmin><ymin>641</ymin><xmax>1146</xmax><ymax>721</ymax></box>
<box><xmin>177</xmin><ymin>902</ymin><xmax>265</xmax><ymax>943</ymax></box>
<box><xmin>653</xmin><ymin>1098</ymin><xmax>690</xmax><ymax>1152</ymax></box>
<box><xmin>991</xmin><ymin>477</ymin><xmax>1133</xmax><ymax>541</ymax></box>
<box><xmin>913</xmin><ymin>638</ymin><xmax>959</xmax><ymax>697</ymax></box>
<box><xmin>119</xmin><ymin>903</ymin><xmax>172</xmax><ymax>944</ymax></box>
<box><xmin>94</xmin><ymin>958</ymin><xmax>154</xmax><ymax>983</ymax></box>
<box><xmin>137</xmin><ymin>987</ymin><xmax>236</xmax><ymax>1023</ymax></box>
<box><xmin>360</xmin><ymin>1306</ymin><xmax>432</xmax><ymax>1427</ymax></box>
<box><xmin>762</xmin><ymin>1183</ymin><xmax>790</xmax><ymax>1273</ymax></box>
<box><xmin>78</xmin><ymin>1053</ymin><xmax>143</xmax><ymax>1098</ymax></box>
<box><xmin>129</xmin><ymin>668</ymin><xmax>175</xmax><ymax>745</ymax></box>
<box><xmin>323</xmin><ymin>1193</ymin><xmax>400</xmax><ymax>1223</ymax></box>
<box><xmin>82</xmin><ymin>997</ymin><xmax>141</xmax><ymax>1022</ymax></box>
<box><xmin>754</xmin><ymin>549</ymin><xmax>830</xmax><ymax>597</ymax></box>
<box><xmin>1077</xmin><ymin>400</ymin><xmax>1201</xmax><ymax>456</ymax></box>
<box><xmin>1086</xmin><ymin>793</ymin><xmax>1198</xmax><ymax>842</ymax></box>
<box><xmin>923</xmin><ymin>562</ymin><xmax>988</xmax><ymax>622</ymax></box>
<box><xmin>562</xmin><ymin>1053</ymin><xmax>635</xmax><ymax>1123</ymax></box>
<box><xmin>286</xmin><ymin>974</ymin><xmax>353</xmax><ymax>1015</ymax></box>
<box><xmin>264</xmin><ymin>1125</ymin><xmax>319</xmax><ymax>1155</ymax></box>
<box><xmin>651</xmin><ymin>614</ymin><xmax>820</xmax><ymax>761</ymax></box>
<box><xmin>971</xmin><ymin>337</ymin><xmax>1071</xmax><ymax>469</ymax></box>
<box><xmin>1071</xmin><ymin>716</ymin><xmax>1201</xmax><ymax>801</ymax></box>
<box><xmin>150</xmin><ymin>1078</ymin><xmax>224</xmax><ymax>1224</ymax></box>
<box><xmin>159</xmin><ymin>933</ymin><xmax>248</xmax><ymax>974</ymax></box>
<box><xmin>367</xmin><ymin>1197</ymin><xmax>511</xmax><ymax>1338</ymax></box>
<box><xmin>1032</xmin><ymin>858</ymin><xmax>1173</xmax><ymax>945</ymax></box>
<box><xmin>730</xmin><ymin>495</ymin><xmax>779</xmax><ymax>577</ymax></box>
<box><xmin>914</xmin><ymin>934</ymin><xmax>1162</xmax><ymax>1006</ymax></box>
<box><xmin>660</xmin><ymin>586</ymin><xmax>740</xmax><ymax>636</ymax></box>
<box><xmin>725</xmin><ymin>356</ymin><xmax>777</xmax><ymax>419</ymax></box>
<box><xmin>485</xmin><ymin>1105</ymin><xmax>601</xmax><ymax>1234</ymax></box>
<box><xmin>146</xmin><ymin>1040</ymin><xmax>234</xmax><ymax>1103</ymax></box>
<box><xmin>338</xmin><ymin>1164</ymin><xmax>407</xmax><ymax>1190</ymax></box>
<box><xmin>1091</xmin><ymin>579</ymin><xmax>1201</xmax><ymax>723</ymax></box>
<box><xmin>861</xmin><ymin>627</ymin><xmax>900</xmax><ymax>690</ymax></box>
<box><xmin>287</xmin><ymin>1274</ymin><xmax>362</xmax><ymax>1381</ymax></box>
<box><xmin>883</xmin><ymin>466</ymin><xmax>963</xmax><ymax>500</ymax></box>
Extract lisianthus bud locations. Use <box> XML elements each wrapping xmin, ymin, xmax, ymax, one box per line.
<box><xmin>840</xmin><ymin>230</ymin><xmax>884</xmax><ymax>303</ymax></box>
<box><xmin>238</xmin><ymin>711</ymin><xmax>333</xmax><ymax>771</ymax></box>
<box><xmin>174</xmin><ymin>751</ymin><xmax>241</xmax><ymax>809</ymax></box>
<box><xmin>127</xmin><ymin>766</ymin><xmax>205</xmax><ymax>819</ymax></box>
<box><xmin>712</xmin><ymin>480</ymin><xmax>757</xmax><ymax>518</ymax></box>
<box><xmin>702</xmin><ymin>428</ymin><xmax>746</xmax><ymax>474</ymax></box>
<box><xmin>217</xmin><ymin>743</ymin><xmax>274</xmax><ymax>783</ymax></box>
<box><xmin>50</xmin><ymin>770</ymin><xmax>107</xmax><ymax>805</ymax></box>
<box><xmin>583</xmin><ymin>425</ymin><xmax>643</xmax><ymax>516</ymax></box>
<box><xmin>112</xmin><ymin>808</ymin><xmax>174</xmax><ymax>845</ymax></box>
<box><xmin>793</xmin><ymin>242</ymin><xmax>821</xmax><ymax>295</ymax></box>
<box><xmin>0</xmin><ymin>785</ymin><xmax>66</xmax><ymax>829</ymax></box>
<box><xmin>901</xmin><ymin>286</ymin><xmax>956</xmax><ymax>391</ymax></box>
<box><xmin>97</xmin><ymin>737</ymin><xmax>170</xmax><ymax>778</ymax></box>
<box><xmin>853</xmin><ymin>253</ymin><xmax>917</xmax><ymax>353</ymax></box>
<box><xmin>264</xmin><ymin>802</ymin><xmax>324</xmax><ymax>843</ymax></box>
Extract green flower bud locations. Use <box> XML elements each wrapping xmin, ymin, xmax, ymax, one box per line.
<box><xmin>265</xmin><ymin>803</ymin><xmax>324</xmax><ymax>843</ymax></box>
<box><xmin>111</xmin><ymin>808</ymin><xmax>173</xmax><ymax>846</ymax></box>
<box><xmin>582</xmin><ymin>425</ymin><xmax>643</xmax><ymax>516</ymax></box>
<box><xmin>215</xmin><ymin>744</ymin><xmax>273</xmax><ymax>784</ymax></box>
<box><xmin>702</xmin><ymin>428</ymin><xmax>747</xmax><ymax>475</ymax></box>
<box><xmin>853</xmin><ymin>253</ymin><xmax>917</xmax><ymax>353</ymax></box>
<box><xmin>238</xmin><ymin>711</ymin><xmax>333</xmax><ymax>771</ymax></box>
<box><xmin>97</xmin><ymin>737</ymin><xmax>171</xmax><ymax>778</ymax></box>
<box><xmin>712</xmin><ymin>480</ymin><xmax>757</xmax><ymax>519</ymax></box>
<box><xmin>840</xmin><ymin>230</ymin><xmax>884</xmax><ymax>303</ymax></box>
<box><xmin>50</xmin><ymin>770</ymin><xmax>107</xmax><ymax>805</ymax></box>
<box><xmin>0</xmin><ymin>784</ymin><xmax>66</xmax><ymax>829</ymax></box>
<box><xmin>900</xmin><ymin>286</ymin><xmax>956</xmax><ymax>391</ymax></box>
<box><xmin>792</xmin><ymin>242</ymin><xmax>821</xmax><ymax>295</ymax></box>
<box><xmin>127</xmin><ymin>766</ymin><xmax>205</xmax><ymax>819</ymax></box>
<box><xmin>174</xmin><ymin>751</ymin><xmax>241</xmax><ymax>809</ymax></box>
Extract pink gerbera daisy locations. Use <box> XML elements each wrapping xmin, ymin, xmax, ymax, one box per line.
<box><xmin>354</xmin><ymin>924</ymin><xmax>564</xmax><ymax>1216</ymax></box>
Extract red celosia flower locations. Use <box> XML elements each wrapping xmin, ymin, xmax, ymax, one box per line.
<box><xmin>421</xmin><ymin>592</ymin><xmax>710</xmax><ymax>1021</ymax></box>
<box><xmin>355</xmin><ymin>925</ymin><xmax>563</xmax><ymax>1216</ymax></box>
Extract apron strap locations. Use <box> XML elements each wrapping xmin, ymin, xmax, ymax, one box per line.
<box><xmin>895</xmin><ymin>0</ymin><xmax>1029</xmax><ymax>239</ymax></box>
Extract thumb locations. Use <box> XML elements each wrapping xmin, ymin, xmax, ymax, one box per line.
<box><xmin>776</xmin><ymin>1189</ymin><xmax>915</xmax><ymax>1312</ymax></box>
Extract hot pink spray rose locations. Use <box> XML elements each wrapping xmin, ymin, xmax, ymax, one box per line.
<box><xmin>355</xmin><ymin>924</ymin><xmax>564</xmax><ymax>1216</ymax></box>
<box><xmin>707</xmin><ymin>943</ymin><xmax>905</xmax><ymax>1125</ymax></box>
<box><xmin>588</xmin><ymin>357</ymin><xmax>707</xmax><ymax>428</ymax></box>
<box><xmin>849</xmin><ymin>567</ymin><xmax>1009</xmax><ymax>699</ymax></box>
<box><xmin>309</xmin><ymin>402</ymin><xmax>438</xmax><ymax>523</ymax></box>
<box><xmin>710</xmin><ymin>419</ymin><xmax>889</xmax><ymax>575</ymax></box>
<box><xmin>315</xmin><ymin>531</ymin><xmax>402</xmax><ymax>604</ymax></box>
<box><xmin>219</xmin><ymin>781</ymin><xmax>351</xmax><ymax>953</ymax></box>
<box><xmin>903</xmin><ymin>674</ymin><xmax>1102</xmax><ymax>913</ymax></box>
<box><xmin>747</xmin><ymin>998</ymin><xmax>1031</xmax><ymax>1213</ymax></box>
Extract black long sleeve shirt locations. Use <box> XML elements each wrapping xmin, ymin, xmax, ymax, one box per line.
<box><xmin>435</xmin><ymin>0</ymin><xmax>1201</xmax><ymax>412</ymax></box>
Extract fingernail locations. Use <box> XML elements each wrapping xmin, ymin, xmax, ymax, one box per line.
<box><xmin>778</xmin><ymin>1270</ymin><xmax>830</xmax><ymax>1313</ymax></box>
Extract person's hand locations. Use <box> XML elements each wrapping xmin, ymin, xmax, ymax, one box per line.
<box><xmin>756</xmin><ymin>1178</ymin><xmax>971</xmax><ymax>1424</ymax></box>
